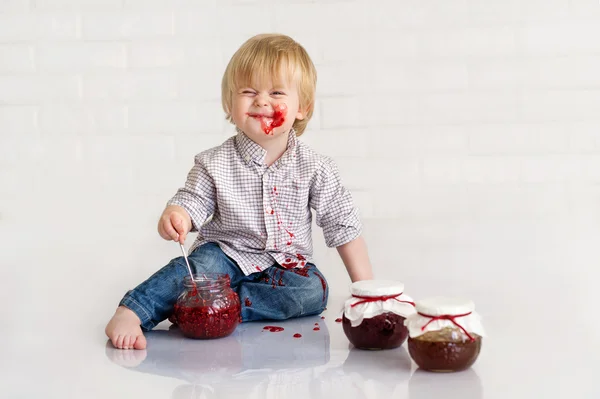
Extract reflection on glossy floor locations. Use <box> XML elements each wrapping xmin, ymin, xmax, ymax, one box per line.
<box><xmin>2</xmin><ymin>220</ymin><xmax>598</xmax><ymax>398</ymax></box>
<box><xmin>104</xmin><ymin>307</ymin><xmax>484</xmax><ymax>399</ymax></box>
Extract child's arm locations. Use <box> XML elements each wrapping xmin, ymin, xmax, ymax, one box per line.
<box><xmin>309</xmin><ymin>157</ymin><xmax>374</xmax><ymax>282</ymax></box>
<box><xmin>337</xmin><ymin>235</ymin><xmax>374</xmax><ymax>282</ymax></box>
<box><xmin>162</xmin><ymin>153</ymin><xmax>217</xmax><ymax>244</ymax></box>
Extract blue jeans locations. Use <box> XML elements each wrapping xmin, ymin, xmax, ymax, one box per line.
<box><xmin>120</xmin><ymin>242</ymin><xmax>329</xmax><ymax>331</ymax></box>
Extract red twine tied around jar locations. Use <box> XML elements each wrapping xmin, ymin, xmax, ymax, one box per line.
<box><xmin>351</xmin><ymin>293</ymin><xmax>416</xmax><ymax>308</ymax></box>
<box><xmin>418</xmin><ymin>312</ymin><xmax>475</xmax><ymax>342</ymax></box>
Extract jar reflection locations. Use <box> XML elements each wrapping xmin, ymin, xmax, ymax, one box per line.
<box><xmin>408</xmin><ymin>368</ymin><xmax>483</xmax><ymax>399</ymax></box>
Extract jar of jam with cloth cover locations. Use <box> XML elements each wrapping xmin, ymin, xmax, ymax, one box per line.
<box><xmin>404</xmin><ymin>297</ymin><xmax>485</xmax><ymax>372</ymax></box>
<box><xmin>171</xmin><ymin>274</ymin><xmax>241</xmax><ymax>339</ymax></box>
<box><xmin>342</xmin><ymin>280</ymin><xmax>416</xmax><ymax>350</ymax></box>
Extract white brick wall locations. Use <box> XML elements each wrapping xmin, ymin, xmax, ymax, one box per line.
<box><xmin>1</xmin><ymin>0</ymin><xmax>600</xmax><ymax>281</ymax></box>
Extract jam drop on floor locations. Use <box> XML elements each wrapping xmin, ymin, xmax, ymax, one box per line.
<box><xmin>262</xmin><ymin>326</ymin><xmax>285</xmax><ymax>332</ymax></box>
<box><xmin>293</xmin><ymin>333</ymin><xmax>302</xmax><ymax>338</ymax></box>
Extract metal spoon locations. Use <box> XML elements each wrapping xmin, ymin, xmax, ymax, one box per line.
<box><xmin>179</xmin><ymin>243</ymin><xmax>195</xmax><ymax>284</ymax></box>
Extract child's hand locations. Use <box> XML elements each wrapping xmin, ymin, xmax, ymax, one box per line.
<box><xmin>158</xmin><ymin>205</ymin><xmax>192</xmax><ymax>244</ymax></box>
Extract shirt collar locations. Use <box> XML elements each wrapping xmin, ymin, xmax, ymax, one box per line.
<box><xmin>235</xmin><ymin>127</ymin><xmax>298</xmax><ymax>167</ymax></box>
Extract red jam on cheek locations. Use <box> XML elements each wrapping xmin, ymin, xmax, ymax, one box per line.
<box><xmin>261</xmin><ymin>103</ymin><xmax>287</xmax><ymax>135</ymax></box>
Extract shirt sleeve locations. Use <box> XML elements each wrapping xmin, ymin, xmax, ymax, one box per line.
<box><xmin>167</xmin><ymin>153</ymin><xmax>216</xmax><ymax>232</ymax></box>
<box><xmin>309</xmin><ymin>157</ymin><xmax>362</xmax><ymax>248</ymax></box>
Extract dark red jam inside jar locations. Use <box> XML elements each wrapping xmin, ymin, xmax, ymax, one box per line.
<box><xmin>171</xmin><ymin>274</ymin><xmax>241</xmax><ymax>339</ymax></box>
<box><xmin>407</xmin><ymin>328</ymin><xmax>482</xmax><ymax>372</ymax></box>
<box><xmin>342</xmin><ymin>312</ymin><xmax>409</xmax><ymax>350</ymax></box>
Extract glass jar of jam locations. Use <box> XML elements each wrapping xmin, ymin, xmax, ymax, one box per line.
<box><xmin>342</xmin><ymin>280</ymin><xmax>416</xmax><ymax>350</ymax></box>
<box><xmin>171</xmin><ymin>273</ymin><xmax>241</xmax><ymax>339</ymax></box>
<box><xmin>404</xmin><ymin>297</ymin><xmax>485</xmax><ymax>372</ymax></box>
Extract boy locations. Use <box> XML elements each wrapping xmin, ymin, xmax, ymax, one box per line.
<box><xmin>106</xmin><ymin>34</ymin><xmax>373</xmax><ymax>350</ymax></box>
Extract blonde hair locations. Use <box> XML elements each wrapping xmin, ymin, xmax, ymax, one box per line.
<box><xmin>221</xmin><ymin>34</ymin><xmax>317</xmax><ymax>136</ymax></box>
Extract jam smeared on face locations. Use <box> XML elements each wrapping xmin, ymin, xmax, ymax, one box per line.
<box><xmin>261</xmin><ymin>103</ymin><xmax>287</xmax><ymax>135</ymax></box>
<box><xmin>248</xmin><ymin>103</ymin><xmax>287</xmax><ymax>135</ymax></box>
<box><xmin>263</xmin><ymin>325</ymin><xmax>285</xmax><ymax>332</ymax></box>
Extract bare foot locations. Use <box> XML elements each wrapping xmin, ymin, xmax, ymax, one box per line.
<box><xmin>104</xmin><ymin>340</ymin><xmax>147</xmax><ymax>367</ymax></box>
<box><xmin>105</xmin><ymin>306</ymin><xmax>147</xmax><ymax>350</ymax></box>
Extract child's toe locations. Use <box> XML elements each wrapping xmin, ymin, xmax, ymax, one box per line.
<box><xmin>123</xmin><ymin>335</ymin><xmax>131</xmax><ymax>349</ymax></box>
<box><xmin>133</xmin><ymin>334</ymin><xmax>147</xmax><ymax>350</ymax></box>
<box><xmin>115</xmin><ymin>334</ymin><xmax>125</xmax><ymax>349</ymax></box>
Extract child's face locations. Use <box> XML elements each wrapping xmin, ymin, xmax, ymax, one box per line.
<box><xmin>231</xmin><ymin>72</ymin><xmax>305</xmax><ymax>143</ymax></box>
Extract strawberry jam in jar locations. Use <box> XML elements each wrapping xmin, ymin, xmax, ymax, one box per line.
<box><xmin>405</xmin><ymin>297</ymin><xmax>485</xmax><ymax>372</ymax></box>
<box><xmin>342</xmin><ymin>280</ymin><xmax>416</xmax><ymax>350</ymax></box>
<box><xmin>172</xmin><ymin>274</ymin><xmax>241</xmax><ymax>339</ymax></box>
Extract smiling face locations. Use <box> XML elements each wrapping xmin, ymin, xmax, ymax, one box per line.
<box><xmin>230</xmin><ymin>73</ymin><xmax>305</xmax><ymax>144</ymax></box>
<box><xmin>221</xmin><ymin>34</ymin><xmax>317</xmax><ymax>138</ymax></box>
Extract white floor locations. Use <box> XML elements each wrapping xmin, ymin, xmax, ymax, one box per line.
<box><xmin>1</xmin><ymin>218</ymin><xmax>598</xmax><ymax>398</ymax></box>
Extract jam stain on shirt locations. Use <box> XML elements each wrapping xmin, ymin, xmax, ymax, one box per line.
<box><xmin>244</xmin><ymin>297</ymin><xmax>252</xmax><ymax>307</ymax></box>
<box><xmin>263</xmin><ymin>326</ymin><xmax>285</xmax><ymax>332</ymax></box>
<box><xmin>261</xmin><ymin>104</ymin><xmax>287</xmax><ymax>135</ymax></box>
<box><xmin>281</xmin><ymin>257</ymin><xmax>299</xmax><ymax>268</ymax></box>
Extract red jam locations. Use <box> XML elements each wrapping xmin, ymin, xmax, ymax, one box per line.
<box><xmin>342</xmin><ymin>312</ymin><xmax>409</xmax><ymax>350</ymax></box>
<box><xmin>171</xmin><ymin>274</ymin><xmax>241</xmax><ymax>339</ymax></box>
<box><xmin>408</xmin><ymin>329</ymin><xmax>482</xmax><ymax>372</ymax></box>
<box><xmin>262</xmin><ymin>325</ymin><xmax>284</xmax><ymax>332</ymax></box>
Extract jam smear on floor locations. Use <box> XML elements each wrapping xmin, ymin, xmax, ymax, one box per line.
<box><xmin>293</xmin><ymin>333</ymin><xmax>302</xmax><ymax>338</ymax></box>
<box><xmin>263</xmin><ymin>325</ymin><xmax>285</xmax><ymax>332</ymax></box>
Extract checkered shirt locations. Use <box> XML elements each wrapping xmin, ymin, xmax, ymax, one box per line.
<box><xmin>167</xmin><ymin>128</ymin><xmax>362</xmax><ymax>275</ymax></box>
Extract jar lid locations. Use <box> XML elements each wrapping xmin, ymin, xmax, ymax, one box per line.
<box><xmin>344</xmin><ymin>280</ymin><xmax>415</xmax><ymax>327</ymax></box>
<box><xmin>350</xmin><ymin>280</ymin><xmax>405</xmax><ymax>297</ymax></box>
<box><xmin>405</xmin><ymin>297</ymin><xmax>485</xmax><ymax>339</ymax></box>
<box><xmin>415</xmin><ymin>297</ymin><xmax>474</xmax><ymax>316</ymax></box>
